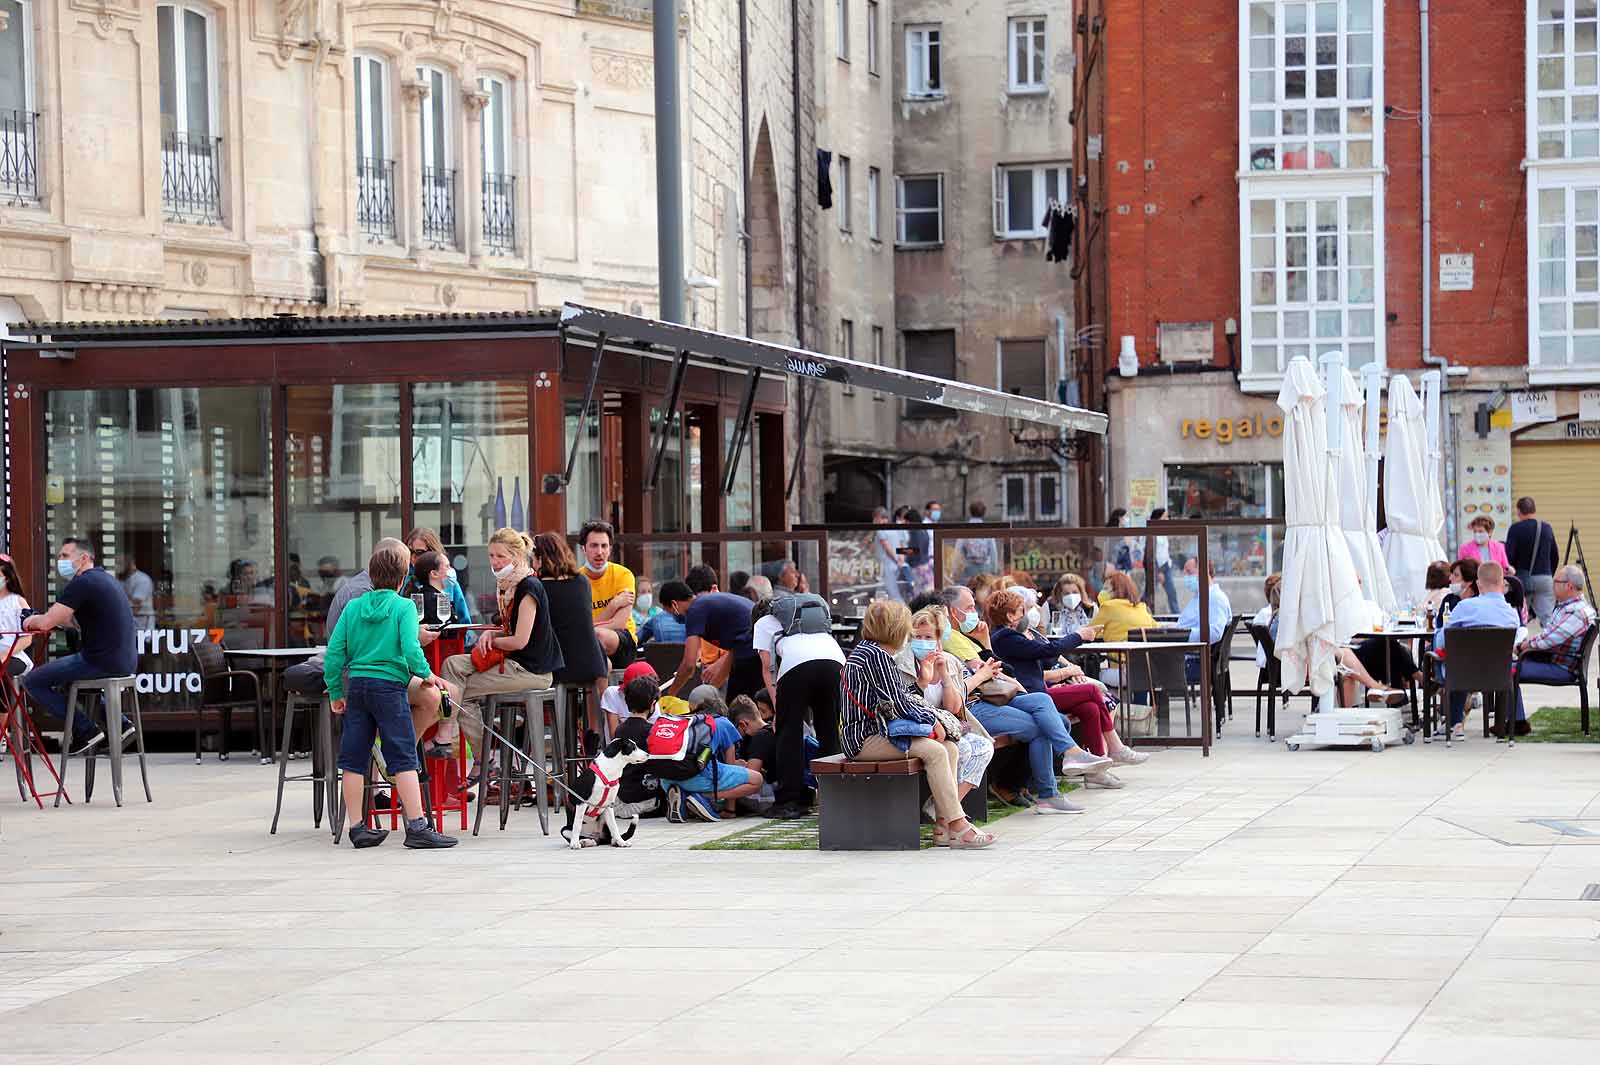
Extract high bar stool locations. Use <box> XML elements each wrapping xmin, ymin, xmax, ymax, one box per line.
<box><xmin>473</xmin><ymin>686</ymin><xmax>557</xmax><ymax>837</ymax></box>
<box><xmin>55</xmin><ymin>675</ymin><xmax>151</xmax><ymax>807</ymax></box>
<box><xmin>270</xmin><ymin>691</ymin><xmax>337</xmax><ymax>835</ymax></box>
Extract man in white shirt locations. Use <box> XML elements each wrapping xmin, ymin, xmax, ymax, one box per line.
<box><xmin>120</xmin><ymin>556</ymin><xmax>156</xmax><ymax>631</ymax></box>
<box><xmin>1177</xmin><ymin>558</ymin><xmax>1232</xmax><ymax>682</ymax></box>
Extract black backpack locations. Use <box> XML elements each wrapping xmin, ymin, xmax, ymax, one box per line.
<box><xmin>766</xmin><ymin>593</ymin><xmax>834</xmax><ymax>677</ymax></box>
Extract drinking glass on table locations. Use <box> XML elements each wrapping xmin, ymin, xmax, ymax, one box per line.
<box><xmin>410</xmin><ymin>593</ymin><xmax>425</xmax><ymax>621</ymax></box>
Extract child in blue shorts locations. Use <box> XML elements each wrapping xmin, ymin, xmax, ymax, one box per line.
<box><xmin>668</xmin><ymin>691</ymin><xmax>765</xmax><ymax>822</ymax></box>
<box><xmin>324</xmin><ymin>542</ymin><xmax>457</xmax><ymax>849</ymax></box>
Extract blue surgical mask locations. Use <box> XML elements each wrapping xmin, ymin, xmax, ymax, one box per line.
<box><xmin>56</xmin><ymin>558</ymin><xmax>76</xmax><ymax>580</ymax></box>
<box><xmin>928</xmin><ymin>509</ymin><xmax>942</xmax><ymax>522</ymax></box>
<box><xmin>960</xmin><ymin>609</ymin><xmax>980</xmax><ymax>633</ymax></box>
<box><xmin>1183</xmin><ymin>573</ymin><xmax>1199</xmax><ymax>592</ymax></box>
<box><xmin>910</xmin><ymin>638</ymin><xmax>938</xmax><ymax>659</ymax></box>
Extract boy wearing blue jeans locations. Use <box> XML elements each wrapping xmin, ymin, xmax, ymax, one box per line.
<box><xmin>667</xmin><ymin>691</ymin><xmax>766</xmax><ymax>822</ymax></box>
<box><xmin>325</xmin><ymin>542</ymin><xmax>457</xmax><ymax>849</ymax></box>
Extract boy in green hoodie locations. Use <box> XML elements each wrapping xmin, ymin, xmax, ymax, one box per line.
<box><xmin>324</xmin><ymin>540</ymin><xmax>457</xmax><ymax>849</ymax></box>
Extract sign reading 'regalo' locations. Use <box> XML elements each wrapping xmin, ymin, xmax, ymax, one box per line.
<box><xmin>1179</xmin><ymin>414</ymin><xmax>1284</xmax><ymax>444</ymax></box>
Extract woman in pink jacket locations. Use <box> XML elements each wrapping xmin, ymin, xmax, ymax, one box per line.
<box><xmin>1457</xmin><ymin>514</ymin><xmax>1512</xmax><ymax>572</ymax></box>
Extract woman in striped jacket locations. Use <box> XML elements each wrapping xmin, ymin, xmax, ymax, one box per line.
<box><xmin>839</xmin><ymin>600</ymin><xmax>995</xmax><ymax>848</ymax></box>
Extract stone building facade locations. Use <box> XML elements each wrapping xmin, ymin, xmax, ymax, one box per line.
<box><xmin>875</xmin><ymin>0</ymin><xmax>1079</xmax><ymax>525</ymax></box>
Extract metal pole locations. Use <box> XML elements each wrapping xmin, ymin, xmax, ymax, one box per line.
<box><xmin>654</xmin><ymin>0</ymin><xmax>685</xmax><ymax>324</ymax></box>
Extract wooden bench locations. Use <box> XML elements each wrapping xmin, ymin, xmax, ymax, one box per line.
<box><xmin>810</xmin><ymin>732</ymin><xmax>1022</xmax><ymax>850</ymax></box>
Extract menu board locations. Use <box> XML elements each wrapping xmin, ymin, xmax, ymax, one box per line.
<box><xmin>1457</xmin><ymin>432</ymin><xmax>1512</xmax><ymax>532</ymax></box>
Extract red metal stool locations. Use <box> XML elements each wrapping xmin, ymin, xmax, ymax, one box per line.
<box><xmin>0</xmin><ymin>635</ymin><xmax>70</xmax><ymax>809</ymax></box>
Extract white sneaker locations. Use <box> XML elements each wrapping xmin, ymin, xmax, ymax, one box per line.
<box><xmin>1034</xmin><ymin>794</ymin><xmax>1087</xmax><ymax>814</ymax></box>
<box><xmin>1111</xmin><ymin>746</ymin><xmax>1149</xmax><ymax>766</ymax></box>
<box><xmin>1060</xmin><ymin>748</ymin><xmax>1113</xmax><ymax>775</ymax></box>
<box><xmin>1083</xmin><ymin>770</ymin><xmax>1124</xmax><ymax>789</ymax></box>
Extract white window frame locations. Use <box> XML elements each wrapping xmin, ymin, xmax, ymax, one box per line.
<box><xmin>1240</xmin><ymin>0</ymin><xmax>1382</xmax><ymax>174</ymax></box>
<box><xmin>905</xmin><ymin>24</ymin><xmax>943</xmax><ymax>98</ymax></box>
<box><xmin>0</xmin><ymin>0</ymin><xmax>35</xmax><ymax>115</ymax></box>
<box><xmin>1237</xmin><ymin>179</ymin><xmax>1384</xmax><ymax>390</ymax></box>
<box><xmin>157</xmin><ymin>2</ymin><xmax>220</xmax><ymax>140</ymax></box>
<box><xmin>417</xmin><ymin>64</ymin><xmax>451</xmax><ymax>173</ymax></box>
<box><xmin>993</xmin><ymin>162</ymin><xmax>1069</xmax><ymax>238</ymax></box>
<box><xmin>867</xmin><ymin>0</ymin><xmax>881</xmax><ymax>76</ymax></box>
<box><xmin>1008</xmin><ymin>16</ymin><xmax>1047</xmax><ymax>94</ymax></box>
<box><xmin>866</xmin><ymin>165</ymin><xmax>881</xmax><ymax>239</ymax></box>
<box><xmin>838</xmin><ymin>154</ymin><xmax>852</xmax><ymax>232</ymax></box>
<box><xmin>1533</xmin><ymin>0</ymin><xmax>1600</xmax><ymax>162</ymax></box>
<box><xmin>354</xmin><ymin>53</ymin><xmax>391</xmax><ymax>164</ymax></box>
<box><xmin>895</xmin><ymin>173</ymin><xmax>944</xmax><ymax>247</ymax></box>
<box><xmin>479</xmin><ymin>74</ymin><xmax>510</xmax><ymax>178</ymax></box>
<box><xmin>1527</xmin><ymin>3</ymin><xmax>1600</xmax><ymax>384</ymax></box>
<box><xmin>836</xmin><ymin>0</ymin><xmax>850</xmax><ymax>60</ymax></box>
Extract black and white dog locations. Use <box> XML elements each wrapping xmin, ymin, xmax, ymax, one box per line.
<box><xmin>562</xmin><ymin>737</ymin><xmax>651</xmax><ymax>850</ymax></box>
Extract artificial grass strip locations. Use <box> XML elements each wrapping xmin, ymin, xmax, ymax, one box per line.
<box><xmin>1520</xmin><ymin>707</ymin><xmax>1599</xmax><ymax>744</ymax></box>
<box><xmin>692</xmin><ymin>779</ymin><xmax>1077</xmax><ymax>851</ymax></box>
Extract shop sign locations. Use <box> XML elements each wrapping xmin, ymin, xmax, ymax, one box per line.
<box><xmin>1439</xmin><ymin>253</ymin><xmax>1474</xmax><ymax>291</ymax></box>
<box><xmin>1127</xmin><ymin>477</ymin><xmax>1161</xmax><ymax>521</ymax></box>
<box><xmin>133</xmin><ymin>627</ymin><xmax>224</xmax><ymax>696</ymax></box>
<box><xmin>1511</xmin><ymin>390</ymin><xmax>1557</xmax><ymax>426</ymax></box>
<box><xmin>1179</xmin><ymin>414</ymin><xmax>1284</xmax><ymax>444</ymax></box>
<box><xmin>1565</xmin><ymin>421</ymin><xmax>1600</xmax><ymax>440</ymax></box>
<box><xmin>1580</xmin><ymin>389</ymin><xmax>1600</xmax><ymax>423</ymax></box>
<box><xmin>1457</xmin><ymin>434</ymin><xmax>1512</xmax><ymax>525</ymax></box>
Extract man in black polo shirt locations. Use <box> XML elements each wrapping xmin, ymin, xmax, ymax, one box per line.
<box><xmin>661</xmin><ymin>564</ymin><xmax>764</xmax><ymax>702</ymax></box>
<box><xmin>24</xmin><ymin>536</ymin><xmax>138</xmax><ymax>753</ymax></box>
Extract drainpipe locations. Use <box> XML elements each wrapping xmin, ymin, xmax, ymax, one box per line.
<box><xmin>1418</xmin><ymin>0</ymin><xmax>1457</xmax><ymax>547</ymax></box>
<box><xmin>654</xmin><ymin>0</ymin><xmax>685</xmax><ymax>323</ymax></box>
<box><xmin>739</xmin><ymin>0</ymin><xmax>753</xmax><ymax>338</ymax></box>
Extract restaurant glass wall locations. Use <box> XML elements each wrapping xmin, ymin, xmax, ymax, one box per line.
<box><xmin>725</xmin><ymin>414</ymin><xmax>757</xmax><ymax>577</ymax></box>
<box><xmin>564</xmin><ymin>396</ymin><xmax>603</xmax><ymax>536</ymax></box>
<box><xmin>43</xmin><ymin>386</ymin><xmax>275</xmax><ymax>699</ymax></box>
<box><xmin>285</xmin><ymin>384</ymin><xmax>402</xmax><ymax>643</ymax></box>
<box><xmin>413</xmin><ymin>380</ymin><xmax>528</xmax><ymax>623</ymax></box>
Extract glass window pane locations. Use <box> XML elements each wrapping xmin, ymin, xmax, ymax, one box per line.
<box><xmin>1576</xmin><ymin>334</ymin><xmax>1600</xmax><ymax>362</ymax></box>
<box><xmin>1540</xmin><ymin>133</ymin><xmax>1567</xmax><ymax>159</ymax></box>
<box><xmin>1248</xmin><ymin>345</ymin><xmax>1279</xmax><ymax>374</ymax></box>
<box><xmin>1578</xmin><ymin>189</ymin><xmax>1599</xmax><ymax>221</ymax></box>
<box><xmin>286</xmin><ymin>385</ymin><xmax>403</xmax><ymax>642</ymax></box>
<box><xmin>1541</xmin><ymin>302</ymin><xmax>1568</xmax><ymax>331</ymax></box>
<box><xmin>1315</xmin><ymin>309</ymin><xmax>1342</xmax><ymax>337</ymax></box>
<box><xmin>1251</xmin><ymin>236</ymin><xmax>1276</xmax><ymax>268</ymax></box>
<box><xmin>1541</xmin><ymin>261</ymin><xmax>1568</xmax><ymax>297</ymax></box>
<box><xmin>184</xmin><ymin>9</ymin><xmax>211</xmax><ymax>138</ymax></box>
<box><xmin>1541</xmin><ymin>187</ymin><xmax>1567</xmax><ymax>223</ymax></box>
<box><xmin>903</xmin><ymin>177</ymin><xmax>939</xmax><ymax>209</ymax></box>
<box><xmin>1581</xmin><ymin>22</ymin><xmax>1599</xmax><ymax>52</ymax></box>
<box><xmin>1251</xmin><ymin>199</ymin><xmax>1275</xmax><ymax>234</ymax></box>
<box><xmin>1349</xmin><ymin>268</ymin><xmax>1375</xmax><ymax>303</ymax></box>
<box><xmin>44</xmin><ymin>387</ymin><xmax>276</xmax><ymax>715</ymax></box>
<box><xmin>366</xmin><ymin>60</ymin><xmax>386</xmax><ymax>160</ymax></box>
<box><xmin>1348</xmin><ymin>0</ymin><xmax>1372</xmax><ymax>31</ymax></box>
<box><xmin>1541</xmin><ymin>334</ymin><xmax>1569</xmax><ymax>366</ymax></box>
<box><xmin>1286</xmin><ymin>270</ymin><xmax>1308</xmax><ymax>301</ymax></box>
<box><xmin>1285</xmin><ymin>4</ymin><xmax>1307</xmax><ymax>34</ymax></box>
<box><xmin>1541</xmin><ymin>96</ymin><xmax>1567</xmax><ymax>125</ymax></box>
<box><xmin>1349</xmin><ymin>233</ymin><xmax>1374</xmax><ymax>266</ymax></box>
<box><xmin>1540</xmin><ymin>58</ymin><xmax>1566</xmax><ymax>91</ymax></box>
<box><xmin>412</xmin><ymin>381</ymin><xmax>530</xmax><ymax>617</ymax></box>
<box><xmin>1576</xmin><ymin>130</ymin><xmax>1600</xmax><ymax>157</ymax></box>
<box><xmin>1349</xmin><ymin>309</ymin><xmax>1374</xmax><ymax>337</ymax></box>
<box><xmin>1576</xmin><ymin>302</ymin><xmax>1600</xmax><ymax>329</ymax></box>
<box><xmin>1348</xmin><ymin>67</ymin><xmax>1372</xmax><ymax>98</ymax></box>
<box><xmin>1251</xmin><ymin>72</ymin><xmax>1276</xmax><ymax>104</ymax></box>
<box><xmin>1575</xmin><ymin>95</ymin><xmax>1599</xmax><ymax>121</ymax></box>
<box><xmin>1315</xmin><ymin>2</ymin><xmax>1336</xmax><ymax>32</ymax></box>
<box><xmin>564</xmin><ymin>397</ymin><xmax>602</xmax><ymax>538</ymax></box>
<box><xmin>1577</xmin><ymin>56</ymin><xmax>1598</xmax><ymax>87</ymax></box>
<box><xmin>1253</xmin><ymin>312</ymin><xmax>1278</xmax><ymax>338</ymax></box>
<box><xmin>1284</xmin><ymin>311</ymin><xmax>1310</xmax><ymax>338</ymax></box>
<box><xmin>1347</xmin><ymin>33</ymin><xmax>1372</xmax><ymax>65</ymax></box>
<box><xmin>1251</xmin><ymin>271</ymin><xmax>1276</xmax><ymax>305</ymax></box>
<box><xmin>1250</xmin><ymin>4</ymin><xmax>1275</xmax><ymax>36</ymax></box>
<box><xmin>1006</xmin><ymin>168</ymin><xmax>1033</xmax><ymax>232</ymax></box>
<box><xmin>158</xmin><ymin>6</ymin><xmax>177</xmax><ymax>135</ymax></box>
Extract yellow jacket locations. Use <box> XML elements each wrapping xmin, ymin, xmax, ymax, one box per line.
<box><xmin>1094</xmin><ymin>591</ymin><xmax>1157</xmax><ymax>643</ymax></box>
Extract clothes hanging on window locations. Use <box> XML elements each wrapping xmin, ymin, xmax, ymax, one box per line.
<box><xmin>1043</xmin><ymin>203</ymin><xmax>1074</xmax><ymax>263</ymax></box>
<box><xmin>817</xmin><ymin>149</ymin><xmax>834</xmax><ymax>210</ymax></box>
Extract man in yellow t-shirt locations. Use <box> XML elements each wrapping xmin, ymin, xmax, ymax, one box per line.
<box><xmin>580</xmin><ymin>520</ymin><xmax>638</xmax><ymax>669</ymax></box>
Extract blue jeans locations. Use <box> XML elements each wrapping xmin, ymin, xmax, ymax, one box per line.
<box><xmin>1512</xmin><ymin>658</ymin><xmax>1574</xmax><ymax>721</ymax></box>
<box><xmin>337</xmin><ymin>676</ymin><xmax>420</xmax><ymax>776</ymax></box>
<box><xmin>971</xmin><ymin>691</ymin><xmax>1074</xmax><ymax>798</ymax></box>
<box><xmin>1160</xmin><ymin>563</ymin><xmax>1179</xmax><ymax>613</ymax></box>
<box><xmin>23</xmin><ymin>653</ymin><xmax>123</xmax><ymax>745</ymax></box>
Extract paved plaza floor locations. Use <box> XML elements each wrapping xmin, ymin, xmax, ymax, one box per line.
<box><xmin>4</xmin><ymin>689</ymin><xmax>1600</xmax><ymax>1065</ymax></box>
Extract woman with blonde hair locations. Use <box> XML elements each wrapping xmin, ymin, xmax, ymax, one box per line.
<box><xmin>441</xmin><ymin>529</ymin><xmax>565</xmax><ymax>788</ymax></box>
<box><xmin>840</xmin><ymin>600</ymin><xmax>995</xmax><ymax>847</ymax></box>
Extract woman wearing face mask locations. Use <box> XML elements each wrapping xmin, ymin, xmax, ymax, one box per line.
<box><xmin>1049</xmin><ymin>574</ymin><xmax>1092</xmax><ymax>630</ymax></box>
<box><xmin>1456</xmin><ymin>515</ymin><xmax>1511</xmax><ymax>573</ymax></box>
<box><xmin>988</xmin><ymin>590</ymin><xmax>1147</xmax><ymax>786</ymax></box>
<box><xmin>900</xmin><ymin>608</ymin><xmax>994</xmax><ymax>814</ymax></box>
<box><xmin>403</xmin><ymin>527</ymin><xmax>474</xmax><ymax>640</ymax></box>
<box><xmin>440</xmin><ymin>529</ymin><xmax>565</xmax><ymax>791</ymax></box>
<box><xmin>0</xmin><ymin>553</ymin><xmax>38</xmax><ymax>680</ymax></box>
<box><xmin>632</xmin><ymin>577</ymin><xmax>660</xmax><ymax>631</ymax></box>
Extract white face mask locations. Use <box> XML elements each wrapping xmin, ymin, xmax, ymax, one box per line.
<box><xmin>584</xmin><ymin>558</ymin><xmax>608</xmax><ymax>574</ymax></box>
<box><xmin>492</xmin><ymin>562</ymin><xmax>515</xmax><ymax>581</ymax></box>
<box><xmin>636</xmin><ymin>593</ymin><xmax>654</xmax><ymax>612</ymax></box>
<box><xmin>1473</xmin><ymin>531</ymin><xmax>1490</xmax><ymax>545</ymax></box>
<box><xmin>1448</xmin><ymin>581</ymin><xmax>1462</xmax><ymax>596</ymax></box>
<box><xmin>1026</xmin><ymin>606</ymin><xmax>1042</xmax><ymax>630</ymax></box>
<box><xmin>1063</xmin><ymin>592</ymin><xmax>1081</xmax><ymax>610</ymax></box>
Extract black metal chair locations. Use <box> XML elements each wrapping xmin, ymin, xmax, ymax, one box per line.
<box><xmin>1439</xmin><ymin>627</ymin><xmax>1518</xmax><ymax>747</ymax></box>
<box><xmin>1514</xmin><ymin>623</ymin><xmax>1598</xmax><ymax>736</ymax></box>
<box><xmin>642</xmin><ymin>641</ymin><xmax>687</xmax><ymax>680</ymax></box>
<box><xmin>192</xmin><ymin>640</ymin><xmax>266</xmax><ymax>763</ymax></box>
<box><xmin>1248</xmin><ymin>622</ymin><xmax>1313</xmax><ymax>741</ymax></box>
<box><xmin>1208</xmin><ymin>616</ymin><xmax>1242</xmax><ymax>734</ymax></box>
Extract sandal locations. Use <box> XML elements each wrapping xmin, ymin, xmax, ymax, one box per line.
<box><xmin>946</xmin><ymin>825</ymin><xmax>996</xmax><ymax>849</ymax></box>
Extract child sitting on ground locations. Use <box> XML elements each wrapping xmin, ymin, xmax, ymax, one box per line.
<box><xmin>666</xmin><ymin>690</ymin><xmax>766</xmax><ymax>821</ymax></box>
<box><xmin>325</xmin><ymin>542</ymin><xmax>457</xmax><ymax>850</ymax></box>
<box><xmin>729</xmin><ymin>694</ymin><xmax>777</xmax><ymax>815</ymax></box>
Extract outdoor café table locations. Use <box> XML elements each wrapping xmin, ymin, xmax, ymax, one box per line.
<box><xmin>1347</xmin><ymin>628</ymin><xmax>1430</xmax><ymax>730</ymax></box>
<box><xmin>223</xmin><ymin>646</ymin><xmax>323</xmax><ymax>764</ymax></box>
<box><xmin>0</xmin><ymin>630</ymin><xmax>68</xmax><ymax>807</ymax></box>
<box><xmin>1074</xmin><ymin>639</ymin><xmax>1205</xmax><ymax>736</ymax></box>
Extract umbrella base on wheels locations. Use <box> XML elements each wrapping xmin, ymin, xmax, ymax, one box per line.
<box><xmin>1284</xmin><ymin>706</ymin><xmax>1412</xmax><ymax>752</ymax></box>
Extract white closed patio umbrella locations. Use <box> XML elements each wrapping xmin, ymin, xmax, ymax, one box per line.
<box><xmin>1276</xmin><ymin>357</ymin><xmax>1365</xmax><ymax>697</ymax></box>
<box><xmin>1382</xmin><ymin>374</ymin><xmax>1448</xmax><ymax>605</ymax></box>
<box><xmin>1333</xmin><ymin>361</ymin><xmax>1396</xmax><ymax>612</ymax></box>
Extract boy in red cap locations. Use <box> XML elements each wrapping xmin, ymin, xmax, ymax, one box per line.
<box><xmin>601</xmin><ymin>660</ymin><xmax>663</xmax><ymax>733</ymax></box>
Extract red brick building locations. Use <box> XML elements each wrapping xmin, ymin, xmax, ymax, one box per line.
<box><xmin>1073</xmin><ymin>2</ymin><xmax>1600</xmax><ymax>559</ymax></box>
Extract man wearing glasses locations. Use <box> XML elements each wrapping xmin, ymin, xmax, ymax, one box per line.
<box><xmin>1514</xmin><ymin>565</ymin><xmax>1597</xmax><ymax>736</ymax></box>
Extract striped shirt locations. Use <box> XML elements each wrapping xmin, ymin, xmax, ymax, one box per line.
<box><xmin>1521</xmin><ymin>596</ymin><xmax>1596</xmax><ymax>673</ymax></box>
<box><xmin>839</xmin><ymin>640</ymin><xmax>937</xmax><ymax>758</ymax></box>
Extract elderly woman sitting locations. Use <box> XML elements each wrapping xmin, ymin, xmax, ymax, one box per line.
<box><xmin>902</xmin><ymin>608</ymin><xmax>996</xmax><ymax>816</ymax></box>
<box><xmin>841</xmin><ymin>601</ymin><xmax>995</xmax><ymax>847</ymax></box>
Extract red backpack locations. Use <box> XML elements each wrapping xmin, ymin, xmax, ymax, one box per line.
<box><xmin>646</xmin><ymin>714</ymin><xmax>716</xmax><ymax>781</ymax></box>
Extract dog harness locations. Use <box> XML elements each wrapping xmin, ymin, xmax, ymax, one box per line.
<box><xmin>584</xmin><ymin>760</ymin><xmax>620</xmax><ymax>814</ymax></box>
